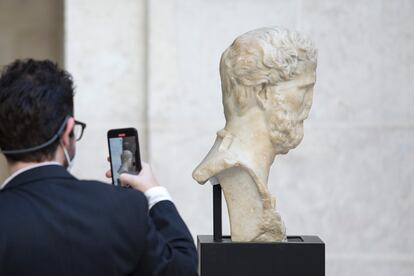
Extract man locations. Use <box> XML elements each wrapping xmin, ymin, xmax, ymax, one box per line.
<box><xmin>0</xmin><ymin>59</ymin><xmax>197</xmax><ymax>275</ymax></box>
<box><xmin>193</xmin><ymin>27</ymin><xmax>317</xmax><ymax>242</ymax></box>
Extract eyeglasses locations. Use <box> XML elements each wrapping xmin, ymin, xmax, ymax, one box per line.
<box><xmin>73</xmin><ymin>120</ymin><xmax>86</xmax><ymax>141</ymax></box>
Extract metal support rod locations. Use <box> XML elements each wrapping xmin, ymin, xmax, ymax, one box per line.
<box><xmin>213</xmin><ymin>184</ymin><xmax>222</xmax><ymax>242</ymax></box>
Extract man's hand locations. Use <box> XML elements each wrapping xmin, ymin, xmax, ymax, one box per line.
<box><xmin>105</xmin><ymin>162</ymin><xmax>160</xmax><ymax>193</ymax></box>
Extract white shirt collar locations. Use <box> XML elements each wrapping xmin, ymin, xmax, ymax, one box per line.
<box><xmin>0</xmin><ymin>161</ymin><xmax>62</xmax><ymax>190</ymax></box>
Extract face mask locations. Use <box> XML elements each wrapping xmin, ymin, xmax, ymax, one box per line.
<box><xmin>61</xmin><ymin>143</ymin><xmax>75</xmax><ymax>171</ymax></box>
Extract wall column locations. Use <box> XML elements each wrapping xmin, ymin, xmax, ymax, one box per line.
<box><xmin>65</xmin><ymin>0</ymin><xmax>148</xmax><ymax>181</ymax></box>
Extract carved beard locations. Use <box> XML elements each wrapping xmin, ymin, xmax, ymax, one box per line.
<box><xmin>267</xmin><ymin>108</ymin><xmax>304</xmax><ymax>154</ymax></box>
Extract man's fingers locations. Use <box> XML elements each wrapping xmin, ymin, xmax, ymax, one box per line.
<box><xmin>105</xmin><ymin>170</ymin><xmax>112</xmax><ymax>178</ymax></box>
<box><xmin>119</xmin><ymin>173</ymin><xmax>139</xmax><ymax>188</ymax></box>
<box><xmin>116</xmin><ymin>163</ymin><xmax>159</xmax><ymax>192</ymax></box>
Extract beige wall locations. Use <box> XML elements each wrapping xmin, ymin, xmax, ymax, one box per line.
<box><xmin>0</xmin><ymin>157</ymin><xmax>7</xmax><ymax>182</ymax></box>
<box><xmin>1</xmin><ymin>1</ymin><xmax>414</xmax><ymax>275</ymax></box>
<box><xmin>0</xmin><ymin>0</ymin><xmax>63</xmax><ymax>182</ymax></box>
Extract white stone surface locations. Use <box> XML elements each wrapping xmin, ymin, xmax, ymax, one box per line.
<box><xmin>148</xmin><ymin>0</ymin><xmax>414</xmax><ymax>275</ymax></box>
<box><xmin>65</xmin><ymin>0</ymin><xmax>148</xmax><ymax>181</ymax></box>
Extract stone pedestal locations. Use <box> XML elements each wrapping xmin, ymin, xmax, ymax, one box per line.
<box><xmin>197</xmin><ymin>235</ymin><xmax>325</xmax><ymax>276</ymax></box>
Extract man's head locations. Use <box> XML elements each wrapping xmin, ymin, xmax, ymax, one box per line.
<box><xmin>220</xmin><ymin>27</ymin><xmax>317</xmax><ymax>154</ymax></box>
<box><xmin>0</xmin><ymin>59</ymin><xmax>75</xmax><ymax>164</ymax></box>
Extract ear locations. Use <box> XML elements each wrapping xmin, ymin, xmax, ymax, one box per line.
<box><xmin>61</xmin><ymin>117</ymin><xmax>75</xmax><ymax>147</ymax></box>
<box><xmin>255</xmin><ymin>85</ymin><xmax>268</xmax><ymax>110</ymax></box>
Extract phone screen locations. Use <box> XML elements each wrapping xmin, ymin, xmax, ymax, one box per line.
<box><xmin>108</xmin><ymin>128</ymin><xmax>142</xmax><ymax>186</ymax></box>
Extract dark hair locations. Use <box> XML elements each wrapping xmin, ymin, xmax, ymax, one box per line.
<box><xmin>0</xmin><ymin>59</ymin><xmax>74</xmax><ymax>162</ymax></box>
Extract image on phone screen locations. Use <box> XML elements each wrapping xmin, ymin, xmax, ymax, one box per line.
<box><xmin>109</xmin><ymin>135</ymin><xmax>140</xmax><ymax>186</ymax></box>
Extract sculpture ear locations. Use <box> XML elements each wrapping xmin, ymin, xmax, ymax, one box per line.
<box><xmin>255</xmin><ymin>86</ymin><xmax>268</xmax><ymax>110</ymax></box>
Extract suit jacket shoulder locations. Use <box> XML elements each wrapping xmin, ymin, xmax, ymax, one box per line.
<box><xmin>0</xmin><ymin>164</ymin><xmax>197</xmax><ymax>276</ymax></box>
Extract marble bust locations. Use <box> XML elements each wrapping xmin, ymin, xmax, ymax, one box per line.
<box><xmin>117</xmin><ymin>150</ymin><xmax>134</xmax><ymax>174</ymax></box>
<box><xmin>193</xmin><ymin>27</ymin><xmax>317</xmax><ymax>242</ymax></box>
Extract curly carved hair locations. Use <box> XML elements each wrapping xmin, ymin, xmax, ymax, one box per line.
<box><xmin>220</xmin><ymin>27</ymin><xmax>317</xmax><ymax>114</ymax></box>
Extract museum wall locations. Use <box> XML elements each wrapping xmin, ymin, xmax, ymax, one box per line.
<box><xmin>65</xmin><ymin>0</ymin><xmax>148</xmax><ymax>180</ymax></box>
<box><xmin>147</xmin><ymin>0</ymin><xmax>414</xmax><ymax>275</ymax></box>
<box><xmin>0</xmin><ymin>0</ymin><xmax>63</xmax><ymax>183</ymax></box>
<box><xmin>0</xmin><ymin>0</ymin><xmax>412</xmax><ymax>275</ymax></box>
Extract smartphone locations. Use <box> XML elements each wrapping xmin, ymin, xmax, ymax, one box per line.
<box><xmin>107</xmin><ymin>128</ymin><xmax>142</xmax><ymax>186</ymax></box>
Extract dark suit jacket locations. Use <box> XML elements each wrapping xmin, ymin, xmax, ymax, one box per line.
<box><xmin>0</xmin><ymin>165</ymin><xmax>197</xmax><ymax>276</ymax></box>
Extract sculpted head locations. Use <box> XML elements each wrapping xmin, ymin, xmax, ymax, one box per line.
<box><xmin>220</xmin><ymin>27</ymin><xmax>317</xmax><ymax>154</ymax></box>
